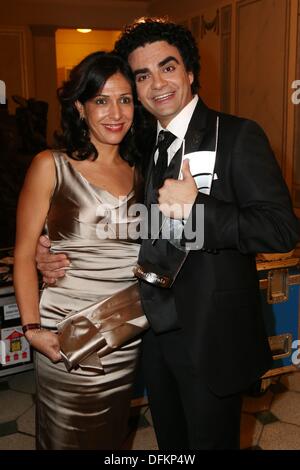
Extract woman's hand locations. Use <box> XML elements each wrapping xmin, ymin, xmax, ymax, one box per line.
<box><xmin>25</xmin><ymin>329</ymin><xmax>62</xmax><ymax>363</ymax></box>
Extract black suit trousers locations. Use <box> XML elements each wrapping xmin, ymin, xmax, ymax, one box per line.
<box><xmin>141</xmin><ymin>328</ymin><xmax>242</xmax><ymax>450</ymax></box>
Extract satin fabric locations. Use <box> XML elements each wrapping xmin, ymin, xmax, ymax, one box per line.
<box><xmin>36</xmin><ymin>152</ymin><xmax>141</xmax><ymax>450</ymax></box>
<box><xmin>57</xmin><ymin>282</ymin><xmax>148</xmax><ymax>372</ymax></box>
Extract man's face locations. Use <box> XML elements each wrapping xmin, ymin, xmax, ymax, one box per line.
<box><xmin>128</xmin><ymin>41</ymin><xmax>194</xmax><ymax>127</ymax></box>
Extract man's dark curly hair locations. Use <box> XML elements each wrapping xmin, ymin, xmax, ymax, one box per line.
<box><xmin>56</xmin><ymin>50</ymin><xmax>140</xmax><ymax>165</ymax></box>
<box><xmin>114</xmin><ymin>17</ymin><xmax>200</xmax><ymax>95</ymax></box>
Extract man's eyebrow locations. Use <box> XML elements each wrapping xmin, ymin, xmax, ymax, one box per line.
<box><xmin>133</xmin><ymin>67</ymin><xmax>149</xmax><ymax>77</ymax></box>
<box><xmin>158</xmin><ymin>56</ymin><xmax>180</xmax><ymax>67</ymax></box>
<box><xmin>132</xmin><ymin>56</ymin><xmax>180</xmax><ymax>77</ymax></box>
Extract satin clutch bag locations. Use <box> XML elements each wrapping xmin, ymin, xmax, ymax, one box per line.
<box><xmin>57</xmin><ymin>281</ymin><xmax>149</xmax><ymax>373</ymax></box>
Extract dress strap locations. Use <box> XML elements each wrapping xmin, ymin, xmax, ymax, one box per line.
<box><xmin>50</xmin><ymin>151</ymin><xmax>72</xmax><ymax>198</ymax></box>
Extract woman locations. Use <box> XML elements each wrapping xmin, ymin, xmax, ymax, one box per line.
<box><xmin>14</xmin><ymin>51</ymin><xmax>144</xmax><ymax>450</ymax></box>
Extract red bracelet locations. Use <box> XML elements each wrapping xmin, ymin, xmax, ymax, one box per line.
<box><xmin>22</xmin><ymin>323</ymin><xmax>41</xmax><ymax>334</ymax></box>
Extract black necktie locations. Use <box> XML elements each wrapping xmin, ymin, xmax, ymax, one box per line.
<box><xmin>152</xmin><ymin>130</ymin><xmax>177</xmax><ymax>189</ymax></box>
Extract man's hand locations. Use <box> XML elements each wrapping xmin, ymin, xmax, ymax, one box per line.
<box><xmin>36</xmin><ymin>235</ymin><xmax>70</xmax><ymax>285</ymax></box>
<box><xmin>158</xmin><ymin>159</ymin><xmax>198</xmax><ymax>219</ymax></box>
<box><xmin>25</xmin><ymin>329</ymin><xmax>62</xmax><ymax>363</ymax></box>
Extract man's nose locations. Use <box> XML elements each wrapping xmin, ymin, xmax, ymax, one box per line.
<box><xmin>151</xmin><ymin>72</ymin><xmax>167</xmax><ymax>90</ymax></box>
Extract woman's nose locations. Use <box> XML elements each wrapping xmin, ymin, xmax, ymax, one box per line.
<box><xmin>109</xmin><ymin>101</ymin><xmax>122</xmax><ymax>120</ymax></box>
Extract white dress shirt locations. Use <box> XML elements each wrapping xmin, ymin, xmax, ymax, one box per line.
<box><xmin>155</xmin><ymin>95</ymin><xmax>199</xmax><ymax>165</ymax></box>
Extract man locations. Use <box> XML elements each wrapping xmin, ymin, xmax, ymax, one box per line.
<box><xmin>36</xmin><ymin>18</ymin><xmax>299</xmax><ymax>449</ymax></box>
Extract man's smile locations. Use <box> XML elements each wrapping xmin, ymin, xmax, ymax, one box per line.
<box><xmin>153</xmin><ymin>92</ymin><xmax>175</xmax><ymax>102</ymax></box>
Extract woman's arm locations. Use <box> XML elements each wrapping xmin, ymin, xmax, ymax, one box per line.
<box><xmin>14</xmin><ymin>150</ymin><xmax>61</xmax><ymax>362</ymax></box>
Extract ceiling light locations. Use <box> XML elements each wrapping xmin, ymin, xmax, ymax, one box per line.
<box><xmin>76</xmin><ymin>29</ymin><xmax>92</xmax><ymax>33</ymax></box>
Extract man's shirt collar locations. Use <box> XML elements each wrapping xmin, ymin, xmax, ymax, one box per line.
<box><xmin>157</xmin><ymin>95</ymin><xmax>199</xmax><ymax>140</ymax></box>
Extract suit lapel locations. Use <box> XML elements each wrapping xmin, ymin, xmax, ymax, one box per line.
<box><xmin>184</xmin><ymin>98</ymin><xmax>209</xmax><ymax>155</ymax></box>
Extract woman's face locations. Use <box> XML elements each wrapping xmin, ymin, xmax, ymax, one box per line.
<box><xmin>77</xmin><ymin>72</ymin><xmax>134</xmax><ymax>147</ymax></box>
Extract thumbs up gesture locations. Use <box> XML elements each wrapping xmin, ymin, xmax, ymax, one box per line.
<box><xmin>158</xmin><ymin>159</ymin><xmax>198</xmax><ymax>220</ymax></box>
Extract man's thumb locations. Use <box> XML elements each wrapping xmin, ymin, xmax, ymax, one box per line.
<box><xmin>181</xmin><ymin>159</ymin><xmax>192</xmax><ymax>179</ymax></box>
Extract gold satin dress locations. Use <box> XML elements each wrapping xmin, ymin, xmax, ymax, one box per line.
<box><xmin>35</xmin><ymin>152</ymin><xmax>141</xmax><ymax>450</ymax></box>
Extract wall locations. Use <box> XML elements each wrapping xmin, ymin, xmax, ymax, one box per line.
<box><xmin>0</xmin><ymin>0</ymin><xmax>149</xmax><ymax>29</ymax></box>
<box><xmin>0</xmin><ymin>27</ymin><xmax>35</xmax><ymax>115</ymax></box>
<box><xmin>56</xmin><ymin>29</ymin><xmax>121</xmax><ymax>71</ymax></box>
<box><xmin>293</xmin><ymin>0</ymin><xmax>300</xmax><ymax>209</ymax></box>
<box><xmin>149</xmin><ymin>0</ymin><xmax>221</xmax><ymax>19</ymax></box>
<box><xmin>56</xmin><ymin>29</ymin><xmax>121</xmax><ymax>88</ymax></box>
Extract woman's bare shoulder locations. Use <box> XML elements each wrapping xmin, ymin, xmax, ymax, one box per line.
<box><xmin>24</xmin><ymin>150</ymin><xmax>56</xmax><ymax>187</ymax></box>
<box><xmin>31</xmin><ymin>149</ymin><xmax>55</xmax><ymax>166</ymax></box>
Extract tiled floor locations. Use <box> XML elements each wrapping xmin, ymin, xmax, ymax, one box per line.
<box><xmin>1</xmin><ymin>369</ymin><xmax>300</xmax><ymax>450</ymax></box>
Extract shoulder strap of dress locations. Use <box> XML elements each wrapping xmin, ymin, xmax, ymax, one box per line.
<box><xmin>50</xmin><ymin>150</ymin><xmax>70</xmax><ymax>197</ymax></box>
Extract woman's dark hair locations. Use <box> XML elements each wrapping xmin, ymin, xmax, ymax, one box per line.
<box><xmin>114</xmin><ymin>17</ymin><xmax>200</xmax><ymax>95</ymax></box>
<box><xmin>56</xmin><ymin>51</ymin><xmax>140</xmax><ymax>165</ymax></box>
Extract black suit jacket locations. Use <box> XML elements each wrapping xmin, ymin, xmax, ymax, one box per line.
<box><xmin>138</xmin><ymin>98</ymin><xmax>299</xmax><ymax>396</ymax></box>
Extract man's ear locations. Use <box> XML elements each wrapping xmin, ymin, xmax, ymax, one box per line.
<box><xmin>75</xmin><ymin>100</ymin><xmax>84</xmax><ymax>119</ymax></box>
<box><xmin>188</xmin><ymin>71</ymin><xmax>194</xmax><ymax>86</ymax></box>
